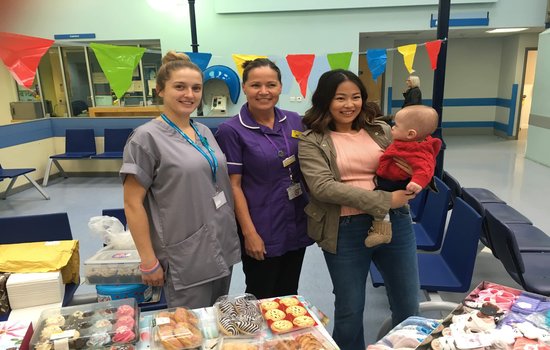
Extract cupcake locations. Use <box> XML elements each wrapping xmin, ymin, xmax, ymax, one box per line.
<box><xmin>86</xmin><ymin>332</ymin><xmax>111</xmax><ymax>347</ymax></box>
<box><xmin>40</xmin><ymin>325</ymin><xmax>63</xmax><ymax>341</ymax></box>
<box><xmin>113</xmin><ymin>326</ymin><xmax>136</xmax><ymax>343</ymax></box>
<box><xmin>115</xmin><ymin>315</ymin><xmax>135</xmax><ymax>330</ymax></box>
<box><xmin>94</xmin><ymin>319</ymin><xmax>113</xmax><ymax>331</ymax></box>
<box><xmin>44</xmin><ymin>314</ymin><xmax>66</xmax><ymax>327</ymax></box>
<box><xmin>116</xmin><ymin>304</ymin><xmax>135</xmax><ymax>318</ymax></box>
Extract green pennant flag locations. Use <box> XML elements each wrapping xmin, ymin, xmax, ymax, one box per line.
<box><xmin>326</xmin><ymin>52</ymin><xmax>353</xmax><ymax>70</ymax></box>
<box><xmin>90</xmin><ymin>43</ymin><xmax>146</xmax><ymax>99</ymax></box>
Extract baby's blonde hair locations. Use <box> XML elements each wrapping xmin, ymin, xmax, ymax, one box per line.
<box><xmin>396</xmin><ymin>105</ymin><xmax>438</xmax><ymax>140</ymax></box>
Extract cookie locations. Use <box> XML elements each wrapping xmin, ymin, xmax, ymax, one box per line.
<box><xmin>270</xmin><ymin>320</ymin><xmax>293</xmax><ymax>333</ymax></box>
<box><xmin>264</xmin><ymin>308</ymin><xmax>286</xmax><ymax>321</ymax></box>
<box><xmin>279</xmin><ymin>297</ymin><xmax>300</xmax><ymax>307</ymax></box>
<box><xmin>292</xmin><ymin>315</ymin><xmax>315</xmax><ymax>327</ymax></box>
<box><xmin>260</xmin><ymin>300</ymin><xmax>280</xmax><ymax>311</ymax></box>
<box><xmin>286</xmin><ymin>305</ymin><xmax>307</xmax><ymax>317</ymax></box>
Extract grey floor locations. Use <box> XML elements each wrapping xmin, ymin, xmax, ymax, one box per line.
<box><xmin>1</xmin><ymin>134</ymin><xmax>548</xmax><ymax>345</ymax></box>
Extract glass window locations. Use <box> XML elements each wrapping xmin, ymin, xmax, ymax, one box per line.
<box><xmin>61</xmin><ymin>47</ymin><xmax>92</xmax><ymax>116</ymax></box>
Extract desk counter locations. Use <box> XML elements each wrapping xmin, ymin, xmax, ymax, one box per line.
<box><xmin>89</xmin><ymin>106</ymin><xmax>163</xmax><ymax>117</ymax></box>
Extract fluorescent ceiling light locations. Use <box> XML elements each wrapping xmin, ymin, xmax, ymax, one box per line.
<box><xmin>486</xmin><ymin>28</ymin><xmax>528</xmax><ymax>33</ymax></box>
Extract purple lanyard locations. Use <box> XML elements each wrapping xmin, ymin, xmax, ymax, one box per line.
<box><xmin>263</xmin><ymin>119</ymin><xmax>291</xmax><ymax>159</ymax></box>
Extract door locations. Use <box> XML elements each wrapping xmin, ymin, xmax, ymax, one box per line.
<box><xmin>518</xmin><ymin>49</ymin><xmax>537</xmax><ymax>139</ymax></box>
<box><xmin>358</xmin><ymin>53</ymin><xmax>384</xmax><ymax>106</ymax></box>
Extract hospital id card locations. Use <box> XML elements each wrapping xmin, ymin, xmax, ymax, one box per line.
<box><xmin>287</xmin><ymin>182</ymin><xmax>303</xmax><ymax>200</ymax></box>
<box><xmin>282</xmin><ymin>154</ymin><xmax>296</xmax><ymax>167</ymax></box>
<box><xmin>213</xmin><ymin>190</ymin><xmax>227</xmax><ymax>209</ymax></box>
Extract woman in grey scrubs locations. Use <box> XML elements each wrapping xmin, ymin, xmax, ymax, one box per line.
<box><xmin>121</xmin><ymin>51</ymin><xmax>241</xmax><ymax>308</ymax></box>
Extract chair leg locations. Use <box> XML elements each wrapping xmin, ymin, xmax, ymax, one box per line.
<box><xmin>24</xmin><ymin>174</ymin><xmax>50</xmax><ymax>200</ymax></box>
<box><xmin>53</xmin><ymin>160</ymin><xmax>68</xmax><ymax>178</ymax></box>
<box><xmin>43</xmin><ymin>159</ymin><xmax>53</xmax><ymax>186</ymax></box>
<box><xmin>1</xmin><ymin>177</ymin><xmax>18</xmax><ymax>199</ymax></box>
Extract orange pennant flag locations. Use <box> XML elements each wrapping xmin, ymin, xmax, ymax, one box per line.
<box><xmin>425</xmin><ymin>40</ymin><xmax>443</xmax><ymax>70</ymax></box>
<box><xmin>397</xmin><ymin>44</ymin><xmax>417</xmax><ymax>74</ymax></box>
<box><xmin>0</xmin><ymin>32</ymin><xmax>54</xmax><ymax>88</ymax></box>
<box><xmin>286</xmin><ymin>54</ymin><xmax>315</xmax><ymax>98</ymax></box>
<box><xmin>232</xmin><ymin>54</ymin><xmax>268</xmax><ymax>77</ymax></box>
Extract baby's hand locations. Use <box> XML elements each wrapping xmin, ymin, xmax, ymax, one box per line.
<box><xmin>406</xmin><ymin>182</ymin><xmax>423</xmax><ymax>194</ymax></box>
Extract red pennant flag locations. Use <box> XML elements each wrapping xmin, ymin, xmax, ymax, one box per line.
<box><xmin>286</xmin><ymin>54</ymin><xmax>315</xmax><ymax>98</ymax></box>
<box><xmin>425</xmin><ymin>40</ymin><xmax>442</xmax><ymax>70</ymax></box>
<box><xmin>0</xmin><ymin>32</ymin><xmax>54</xmax><ymax>88</ymax></box>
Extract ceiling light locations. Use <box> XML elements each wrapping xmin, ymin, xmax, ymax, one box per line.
<box><xmin>486</xmin><ymin>28</ymin><xmax>528</xmax><ymax>33</ymax></box>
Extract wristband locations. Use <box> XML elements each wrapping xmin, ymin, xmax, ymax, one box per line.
<box><xmin>139</xmin><ymin>259</ymin><xmax>161</xmax><ymax>274</ymax></box>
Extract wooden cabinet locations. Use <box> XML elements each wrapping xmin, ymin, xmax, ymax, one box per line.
<box><xmin>89</xmin><ymin>106</ymin><xmax>163</xmax><ymax>117</ymax></box>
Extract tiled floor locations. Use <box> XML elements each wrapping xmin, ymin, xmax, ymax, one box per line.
<box><xmin>1</xmin><ymin>134</ymin><xmax>548</xmax><ymax>344</ymax></box>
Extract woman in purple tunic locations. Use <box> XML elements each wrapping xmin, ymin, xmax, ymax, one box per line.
<box><xmin>215</xmin><ymin>58</ymin><xmax>313</xmax><ymax>299</ymax></box>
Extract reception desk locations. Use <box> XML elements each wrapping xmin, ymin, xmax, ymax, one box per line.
<box><xmin>89</xmin><ymin>105</ymin><xmax>163</xmax><ymax>117</ymax></box>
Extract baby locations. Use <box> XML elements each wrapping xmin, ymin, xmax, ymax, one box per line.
<box><xmin>366</xmin><ymin>105</ymin><xmax>442</xmax><ymax>248</ymax></box>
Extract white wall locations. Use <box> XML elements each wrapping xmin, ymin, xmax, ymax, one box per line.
<box><xmin>2</xmin><ymin>0</ymin><xmax>546</xmax><ymax>117</ymax></box>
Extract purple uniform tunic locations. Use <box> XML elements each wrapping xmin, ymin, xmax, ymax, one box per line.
<box><xmin>215</xmin><ymin>104</ymin><xmax>313</xmax><ymax>257</ymax></box>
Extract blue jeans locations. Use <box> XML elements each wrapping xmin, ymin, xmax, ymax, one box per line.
<box><xmin>323</xmin><ymin>207</ymin><xmax>420</xmax><ymax>350</ymax></box>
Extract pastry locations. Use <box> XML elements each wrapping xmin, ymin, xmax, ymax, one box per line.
<box><xmin>235</xmin><ymin>320</ymin><xmax>261</xmax><ymax>335</ymax></box>
<box><xmin>40</xmin><ymin>325</ymin><xmax>63</xmax><ymax>340</ymax></box>
<box><xmin>173</xmin><ymin>307</ymin><xmax>198</xmax><ymax>325</ymax></box>
<box><xmin>296</xmin><ymin>333</ymin><xmax>326</xmax><ymax>350</ymax></box>
<box><xmin>115</xmin><ymin>315</ymin><xmax>135</xmax><ymax>329</ymax></box>
<box><xmin>218</xmin><ymin>316</ymin><xmax>239</xmax><ymax>336</ymax></box>
<box><xmin>87</xmin><ymin>332</ymin><xmax>111</xmax><ymax>347</ymax></box>
<box><xmin>270</xmin><ymin>320</ymin><xmax>293</xmax><ymax>333</ymax></box>
<box><xmin>116</xmin><ymin>304</ymin><xmax>135</xmax><ymax>318</ymax></box>
<box><xmin>94</xmin><ymin>318</ymin><xmax>113</xmax><ymax>331</ymax></box>
<box><xmin>264</xmin><ymin>308</ymin><xmax>286</xmax><ymax>321</ymax></box>
<box><xmin>113</xmin><ymin>325</ymin><xmax>136</xmax><ymax>343</ymax></box>
<box><xmin>222</xmin><ymin>342</ymin><xmax>259</xmax><ymax>350</ymax></box>
<box><xmin>279</xmin><ymin>297</ymin><xmax>300</xmax><ymax>307</ymax></box>
<box><xmin>72</xmin><ymin>310</ymin><xmax>85</xmax><ymax>319</ymax></box>
<box><xmin>292</xmin><ymin>315</ymin><xmax>315</xmax><ymax>327</ymax></box>
<box><xmin>286</xmin><ymin>305</ymin><xmax>307</xmax><ymax>317</ymax></box>
<box><xmin>45</xmin><ymin>314</ymin><xmax>66</xmax><ymax>327</ymax></box>
<box><xmin>260</xmin><ymin>300</ymin><xmax>280</xmax><ymax>311</ymax></box>
<box><xmin>110</xmin><ymin>345</ymin><xmax>136</xmax><ymax>350</ymax></box>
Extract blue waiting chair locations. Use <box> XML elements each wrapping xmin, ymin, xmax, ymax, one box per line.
<box><xmin>92</xmin><ymin>128</ymin><xmax>133</xmax><ymax>159</ymax></box>
<box><xmin>1</xmin><ymin>164</ymin><xmax>49</xmax><ymax>200</ymax></box>
<box><xmin>486</xmin><ymin>213</ymin><xmax>550</xmax><ymax>296</ymax></box>
<box><xmin>414</xmin><ymin>177</ymin><xmax>451</xmax><ymax>251</ymax></box>
<box><xmin>43</xmin><ymin>129</ymin><xmax>97</xmax><ymax>186</ymax></box>
<box><xmin>442</xmin><ymin>171</ymin><xmax>462</xmax><ymax>209</ymax></box>
<box><xmin>409</xmin><ymin>189</ymin><xmax>427</xmax><ymax>222</ymax></box>
<box><xmin>0</xmin><ymin>212</ymin><xmax>79</xmax><ymax>310</ymax></box>
<box><xmin>371</xmin><ymin>197</ymin><xmax>483</xmax><ymax>293</ymax></box>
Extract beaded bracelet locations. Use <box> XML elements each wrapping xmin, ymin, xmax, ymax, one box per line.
<box><xmin>139</xmin><ymin>259</ymin><xmax>161</xmax><ymax>274</ymax></box>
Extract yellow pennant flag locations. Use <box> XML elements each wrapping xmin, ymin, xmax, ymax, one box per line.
<box><xmin>232</xmin><ymin>54</ymin><xmax>268</xmax><ymax>77</ymax></box>
<box><xmin>397</xmin><ymin>44</ymin><xmax>417</xmax><ymax>74</ymax></box>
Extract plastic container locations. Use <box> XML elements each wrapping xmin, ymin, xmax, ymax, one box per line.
<box><xmin>263</xmin><ymin>327</ymin><xmax>334</xmax><ymax>350</ymax></box>
<box><xmin>30</xmin><ymin>298</ymin><xmax>139</xmax><ymax>350</ymax></box>
<box><xmin>96</xmin><ymin>284</ymin><xmax>152</xmax><ymax>303</ymax></box>
<box><xmin>84</xmin><ymin>247</ymin><xmax>141</xmax><ymax>284</ymax></box>
<box><xmin>260</xmin><ymin>296</ymin><xmax>317</xmax><ymax>334</ymax></box>
<box><xmin>214</xmin><ymin>294</ymin><xmax>264</xmax><ymax>337</ymax></box>
<box><xmin>151</xmin><ymin>307</ymin><xmax>203</xmax><ymax>349</ymax></box>
<box><xmin>218</xmin><ymin>336</ymin><xmax>263</xmax><ymax>350</ymax></box>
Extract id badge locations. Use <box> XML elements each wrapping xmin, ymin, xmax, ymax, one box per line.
<box><xmin>213</xmin><ymin>191</ymin><xmax>227</xmax><ymax>209</ymax></box>
<box><xmin>287</xmin><ymin>182</ymin><xmax>303</xmax><ymax>200</ymax></box>
<box><xmin>291</xmin><ymin>130</ymin><xmax>302</xmax><ymax>138</ymax></box>
<box><xmin>282</xmin><ymin>154</ymin><xmax>296</xmax><ymax>167</ymax></box>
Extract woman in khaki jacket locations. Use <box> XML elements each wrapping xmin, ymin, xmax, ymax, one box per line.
<box><xmin>298</xmin><ymin>69</ymin><xmax>420</xmax><ymax>350</ymax></box>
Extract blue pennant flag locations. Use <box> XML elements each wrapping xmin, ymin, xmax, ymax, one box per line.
<box><xmin>366</xmin><ymin>49</ymin><xmax>387</xmax><ymax>81</ymax></box>
<box><xmin>185</xmin><ymin>52</ymin><xmax>212</xmax><ymax>71</ymax></box>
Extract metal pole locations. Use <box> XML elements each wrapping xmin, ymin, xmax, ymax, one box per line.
<box><xmin>188</xmin><ymin>0</ymin><xmax>204</xmax><ymax>115</ymax></box>
<box><xmin>433</xmin><ymin>0</ymin><xmax>450</xmax><ymax>177</ymax></box>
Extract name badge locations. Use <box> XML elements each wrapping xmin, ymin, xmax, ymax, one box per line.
<box><xmin>282</xmin><ymin>154</ymin><xmax>296</xmax><ymax>168</ymax></box>
<box><xmin>291</xmin><ymin>130</ymin><xmax>302</xmax><ymax>138</ymax></box>
<box><xmin>213</xmin><ymin>191</ymin><xmax>227</xmax><ymax>209</ymax></box>
<box><xmin>287</xmin><ymin>182</ymin><xmax>303</xmax><ymax>200</ymax></box>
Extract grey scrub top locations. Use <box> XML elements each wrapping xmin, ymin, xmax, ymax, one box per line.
<box><xmin>120</xmin><ymin>119</ymin><xmax>241</xmax><ymax>290</ymax></box>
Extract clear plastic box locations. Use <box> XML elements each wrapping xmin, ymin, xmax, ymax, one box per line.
<box><xmin>84</xmin><ymin>247</ymin><xmax>142</xmax><ymax>284</ymax></box>
<box><xmin>151</xmin><ymin>307</ymin><xmax>203</xmax><ymax>349</ymax></box>
<box><xmin>30</xmin><ymin>298</ymin><xmax>139</xmax><ymax>349</ymax></box>
<box><xmin>218</xmin><ymin>336</ymin><xmax>263</xmax><ymax>350</ymax></box>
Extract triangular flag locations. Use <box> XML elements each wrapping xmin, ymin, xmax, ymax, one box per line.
<box><xmin>366</xmin><ymin>49</ymin><xmax>387</xmax><ymax>82</ymax></box>
<box><xmin>231</xmin><ymin>54</ymin><xmax>268</xmax><ymax>77</ymax></box>
<box><xmin>286</xmin><ymin>54</ymin><xmax>315</xmax><ymax>98</ymax></box>
<box><xmin>397</xmin><ymin>44</ymin><xmax>417</xmax><ymax>74</ymax></box>
<box><xmin>326</xmin><ymin>52</ymin><xmax>353</xmax><ymax>70</ymax></box>
<box><xmin>0</xmin><ymin>32</ymin><xmax>54</xmax><ymax>88</ymax></box>
<box><xmin>184</xmin><ymin>52</ymin><xmax>212</xmax><ymax>71</ymax></box>
<box><xmin>90</xmin><ymin>43</ymin><xmax>146</xmax><ymax>99</ymax></box>
<box><xmin>425</xmin><ymin>40</ymin><xmax>443</xmax><ymax>70</ymax></box>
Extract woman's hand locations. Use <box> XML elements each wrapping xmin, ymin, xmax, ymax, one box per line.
<box><xmin>393</xmin><ymin>157</ymin><xmax>413</xmax><ymax>176</ymax></box>
<box><xmin>244</xmin><ymin>232</ymin><xmax>266</xmax><ymax>261</ymax></box>
<box><xmin>140</xmin><ymin>261</ymin><xmax>165</xmax><ymax>287</ymax></box>
<box><xmin>390</xmin><ymin>190</ymin><xmax>415</xmax><ymax>208</ymax></box>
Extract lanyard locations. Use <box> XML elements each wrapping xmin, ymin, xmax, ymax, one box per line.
<box><xmin>263</xmin><ymin>119</ymin><xmax>291</xmax><ymax>159</ymax></box>
<box><xmin>161</xmin><ymin>114</ymin><xmax>218</xmax><ymax>184</ymax></box>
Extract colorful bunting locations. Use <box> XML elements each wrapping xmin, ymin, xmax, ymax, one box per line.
<box><xmin>286</xmin><ymin>54</ymin><xmax>315</xmax><ymax>98</ymax></box>
<box><xmin>231</xmin><ymin>54</ymin><xmax>268</xmax><ymax>77</ymax></box>
<box><xmin>366</xmin><ymin>49</ymin><xmax>387</xmax><ymax>81</ymax></box>
<box><xmin>184</xmin><ymin>52</ymin><xmax>212</xmax><ymax>71</ymax></box>
<box><xmin>90</xmin><ymin>43</ymin><xmax>146</xmax><ymax>99</ymax></box>
<box><xmin>397</xmin><ymin>44</ymin><xmax>418</xmax><ymax>74</ymax></box>
<box><xmin>425</xmin><ymin>40</ymin><xmax>443</xmax><ymax>70</ymax></box>
<box><xmin>326</xmin><ymin>52</ymin><xmax>353</xmax><ymax>70</ymax></box>
<box><xmin>0</xmin><ymin>32</ymin><xmax>54</xmax><ymax>88</ymax></box>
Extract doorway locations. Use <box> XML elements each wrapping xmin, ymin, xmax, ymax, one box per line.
<box><xmin>358</xmin><ymin>53</ymin><xmax>384</xmax><ymax>108</ymax></box>
<box><xmin>517</xmin><ymin>48</ymin><xmax>538</xmax><ymax>140</ymax></box>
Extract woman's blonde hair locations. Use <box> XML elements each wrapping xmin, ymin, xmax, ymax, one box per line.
<box><xmin>407</xmin><ymin>75</ymin><xmax>420</xmax><ymax>88</ymax></box>
<box><xmin>156</xmin><ymin>51</ymin><xmax>202</xmax><ymax>93</ymax></box>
